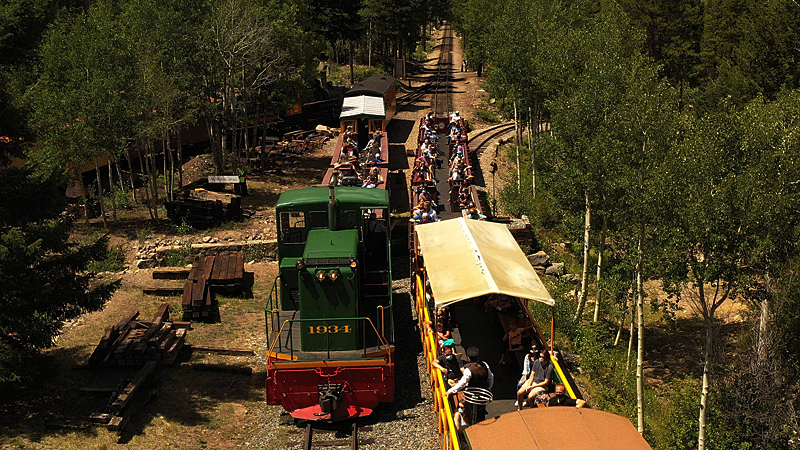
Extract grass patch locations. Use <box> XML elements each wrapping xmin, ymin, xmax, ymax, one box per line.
<box><xmin>163</xmin><ymin>243</ymin><xmax>193</xmax><ymax>267</ymax></box>
<box><xmin>328</xmin><ymin>64</ymin><xmax>387</xmax><ymax>87</ymax></box>
<box><xmin>475</xmin><ymin>108</ymin><xmax>500</xmax><ymax>123</ymax></box>
<box><xmin>87</xmin><ymin>244</ymin><xmax>126</xmax><ymax>273</ymax></box>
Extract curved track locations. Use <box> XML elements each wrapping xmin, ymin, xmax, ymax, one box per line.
<box><xmin>468</xmin><ymin>123</ymin><xmax>516</xmax><ymax>153</ymax></box>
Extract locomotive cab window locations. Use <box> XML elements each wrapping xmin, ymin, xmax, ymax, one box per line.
<box><xmin>308</xmin><ymin>211</ymin><xmax>328</xmax><ymax>229</ymax></box>
<box><xmin>280</xmin><ymin>212</ymin><xmax>306</xmax><ymax>243</ymax></box>
<box><xmin>338</xmin><ymin>210</ymin><xmax>358</xmax><ymax>230</ymax></box>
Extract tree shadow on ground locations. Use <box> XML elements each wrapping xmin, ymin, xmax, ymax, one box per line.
<box><xmin>0</xmin><ymin>342</ymin><xmax>265</xmax><ymax>445</ymax></box>
<box><xmin>644</xmin><ymin>316</ymin><xmax>746</xmax><ymax>389</ymax></box>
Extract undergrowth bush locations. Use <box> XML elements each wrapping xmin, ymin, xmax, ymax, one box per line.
<box><xmin>87</xmin><ymin>244</ymin><xmax>126</xmax><ymax>273</ymax></box>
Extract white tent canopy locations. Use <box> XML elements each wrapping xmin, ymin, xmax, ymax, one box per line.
<box><xmin>339</xmin><ymin>95</ymin><xmax>385</xmax><ymax>120</ymax></box>
<box><xmin>415</xmin><ymin>218</ymin><xmax>554</xmax><ymax>309</ymax></box>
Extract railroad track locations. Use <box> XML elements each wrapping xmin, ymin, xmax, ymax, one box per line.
<box><xmin>397</xmin><ymin>24</ymin><xmax>454</xmax><ymax>115</ymax></box>
<box><xmin>290</xmin><ymin>422</ymin><xmax>374</xmax><ymax>450</ymax></box>
<box><xmin>468</xmin><ymin>122</ymin><xmax>516</xmax><ymax>153</ymax></box>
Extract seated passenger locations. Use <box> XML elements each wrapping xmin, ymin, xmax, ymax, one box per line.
<box><xmin>517</xmin><ymin>343</ymin><xmax>540</xmax><ymax>395</ymax></box>
<box><xmin>517</xmin><ymin>351</ymin><xmax>555</xmax><ymax>410</ymax></box>
<box><xmin>432</xmin><ymin>342</ymin><xmax>464</xmax><ymax>388</ymax></box>
<box><xmin>499</xmin><ymin>324</ymin><xmax>532</xmax><ymax>365</ymax></box>
<box><xmin>466</xmin><ymin>208</ymin><xmax>486</xmax><ymax>221</ymax></box>
<box><xmin>485</xmin><ymin>294</ymin><xmax>513</xmax><ymax>312</ymax></box>
<box><xmin>363</xmin><ymin>167</ymin><xmax>383</xmax><ymax>188</ymax></box>
<box><xmin>423</xmin><ymin>200</ymin><xmax>439</xmax><ymax>222</ymax></box>
<box><xmin>547</xmin><ymin>383</ymin><xmax>586</xmax><ymax>408</ymax></box>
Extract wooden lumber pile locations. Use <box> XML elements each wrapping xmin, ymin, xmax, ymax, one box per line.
<box><xmin>90</xmin><ymin>361</ymin><xmax>160</xmax><ymax>432</ymax></box>
<box><xmin>88</xmin><ymin>305</ymin><xmax>189</xmax><ymax>367</ymax></box>
<box><xmin>181</xmin><ymin>253</ymin><xmax>244</xmax><ymax>321</ymax></box>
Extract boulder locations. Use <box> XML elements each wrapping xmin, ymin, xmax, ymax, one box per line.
<box><xmin>527</xmin><ymin>251</ymin><xmax>550</xmax><ymax>267</ymax></box>
<box><xmin>545</xmin><ymin>262</ymin><xmax>565</xmax><ymax>276</ymax></box>
<box><xmin>562</xmin><ymin>273</ymin><xmax>582</xmax><ymax>284</ymax></box>
<box><xmin>135</xmin><ymin>258</ymin><xmax>157</xmax><ymax>269</ymax></box>
<box><xmin>532</xmin><ymin>266</ymin><xmax>546</xmax><ymax>276</ymax></box>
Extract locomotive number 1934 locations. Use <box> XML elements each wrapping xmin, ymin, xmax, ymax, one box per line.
<box><xmin>307</xmin><ymin>325</ymin><xmax>352</xmax><ymax>334</ymax></box>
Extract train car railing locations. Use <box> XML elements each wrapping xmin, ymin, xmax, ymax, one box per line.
<box><xmin>416</xmin><ymin>272</ymin><xmax>462</xmax><ymax>450</ymax></box>
<box><xmin>266</xmin><ymin>316</ymin><xmax>393</xmax><ymax>366</ymax></box>
<box><xmin>265</xmin><ymin>275</ymin><xmax>281</xmax><ymax>335</ymax></box>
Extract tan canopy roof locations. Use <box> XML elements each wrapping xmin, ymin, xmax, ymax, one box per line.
<box><xmin>415</xmin><ymin>218</ymin><xmax>554</xmax><ymax>308</ymax></box>
<box><xmin>466</xmin><ymin>408</ymin><xmax>653</xmax><ymax>450</ymax></box>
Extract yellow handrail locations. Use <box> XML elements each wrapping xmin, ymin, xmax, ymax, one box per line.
<box><xmin>416</xmin><ymin>273</ymin><xmax>460</xmax><ymax>450</ymax></box>
<box><xmin>550</xmin><ymin>357</ymin><xmax>577</xmax><ymax>399</ymax></box>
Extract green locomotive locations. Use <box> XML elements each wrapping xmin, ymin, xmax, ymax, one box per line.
<box><xmin>265</xmin><ymin>185</ymin><xmax>394</xmax><ymax>421</ymax></box>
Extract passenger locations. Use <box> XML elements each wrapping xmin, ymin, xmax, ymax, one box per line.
<box><xmin>453</xmin><ymin>398</ymin><xmax>469</xmax><ymax>430</ymax></box>
<box><xmin>435</xmin><ymin>320</ymin><xmax>452</xmax><ymax>350</ymax></box>
<box><xmin>444</xmin><ymin>346</ymin><xmax>494</xmax><ymax>423</ymax></box>
<box><xmin>499</xmin><ymin>324</ymin><xmax>531</xmax><ymax>366</ymax></box>
<box><xmin>363</xmin><ymin>167</ymin><xmax>383</xmax><ymax>188</ymax></box>
<box><xmin>423</xmin><ymin>201</ymin><xmax>439</xmax><ymax>222</ymax></box>
<box><xmin>432</xmin><ymin>342</ymin><xmax>464</xmax><ymax>387</ymax></box>
<box><xmin>466</xmin><ymin>208</ymin><xmax>486</xmax><ymax>221</ymax></box>
<box><xmin>516</xmin><ymin>351</ymin><xmax>555</xmax><ymax>410</ymax></box>
<box><xmin>547</xmin><ymin>384</ymin><xmax>586</xmax><ymax>408</ymax></box>
<box><xmin>485</xmin><ymin>294</ymin><xmax>512</xmax><ymax>312</ymax></box>
<box><xmin>517</xmin><ymin>343</ymin><xmax>540</xmax><ymax>395</ymax></box>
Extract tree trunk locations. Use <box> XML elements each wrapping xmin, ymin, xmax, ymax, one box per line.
<box><xmin>149</xmin><ymin>143</ymin><xmax>159</xmax><ymax>222</ymax></box>
<box><xmin>127</xmin><ymin>148</ymin><xmax>137</xmax><ymax>203</ymax></box>
<box><xmin>107</xmin><ymin>157</ymin><xmax>117</xmax><ymax>222</ymax></box>
<box><xmin>139</xmin><ymin>148</ymin><xmax>153</xmax><ymax>219</ymax></box>
<box><xmin>163</xmin><ymin>138</ymin><xmax>168</xmax><ymax>200</ymax></box>
<box><xmin>114</xmin><ymin>156</ymin><xmax>125</xmax><ymax>191</ymax></box>
<box><xmin>614</xmin><ymin>298</ymin><xmax>625</xmax><ymax>347</ymax></box>
<box><xmin>627</xmin><ymin>285</ymin><xmax>635</xmax><ymax>370</ymax></box>
<box><xmin>698</xmin><ymin>313</ymin><xmax>713</xmax><ymax>450</ymax></box>
<box><xmin>636</xmin><ymin>223</ymin><xmax>645</xmax><ymax>434</ymax></box>
<box><xmin>574</xmin><ymin>191</ymin><xmax>592</xmax><ymax>320</ymax></box>
<box><xmin>349</xmin><ymin>40</ymin><xmax>355</xmax><ymax>85</ymax></box>
<box><xmin>757</xmin><ymin>274</ymin><xmax>772</xmax><ymax>366</ymax></box>
<box><xmin>593</xmin><ymin>217</ymin><xmax>606</xmax><ymax>322</ymax></box>
<box><xmin>514</xmin><ymin>99</ymin><xmax>520</xmax><ymax>190</ymax></box>
<box><xmin>166</xmin><ymin>134</ymin><xmax>175</xmax><ymax>202</ymax></box>
<box><xmin>94</xmin><ymin>159</ymin><xmax>107</xmax><ymax>228</ymax></box>
<box><xmin>529</xmin><ymin>105</ymin><xmax>535</xmax><ymax>198</ymax></box>
<box><xmin>177</xmin><ymin>129</ymin><xmax>184</xmax><ymax>188</ymax></box>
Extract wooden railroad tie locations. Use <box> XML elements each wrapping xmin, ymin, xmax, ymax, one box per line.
<box><xmin>89</xmin><ymin>361</ymin><xmax>160</xmax><ymax>432</ymax></box>
<box><xmin>87</xmin><ymin>305</ymin><xmax>189</xmax><ymax>368</ymax></box>
<box><xmin>145</xmin><ymin>252</ymin><xmax>245</xmax><ymax>322</ymax></box>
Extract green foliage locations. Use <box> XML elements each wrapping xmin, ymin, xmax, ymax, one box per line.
<box><xmin>0</xmin><ymin>169</ymin><xmax>118</xmax><ymax>386</ymax></box>
<box><xmin>163</xmin><ymin>243</ymin><xmax>192</xmax><ymax>267</ymax></box>
<box><xmin>137</xmin><ymin>228</ymin><xmax>153</xmax><ymax>245</ymax></box>
<box><xmin>86</xmin><ymin>244</ymin><xmax>126</xmax><ymax>273</ymax></box>
<box><xmin>473</xmin><ymin>108</ymin><xmax>499</xmax><ymax>123</ymax></box>
<box><xmin>328</xmin><ymin>64</ymin><xmax>387</xmax><ymax>87</ymax></box>
<box><xmin>174</xmin><ymin>221</ymin><xmax>194</xmax><ymax>237</ymax></box>
<box><xmin>113</xmin><ymin>188</ymin><xmax>133</xmax><ymax>210</ymax></box>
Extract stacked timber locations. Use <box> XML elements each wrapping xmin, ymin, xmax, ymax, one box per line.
<box><xmin>165</xmin><ymin>189</ymin><xmax>242</xmax><ymax>229</ymax></box>
<box><xmin>87</xmin><ymin>305</ymin><xmax>189</xmax><ymax>367</ymax></box>
<box><xmin>90</xmin><ymin>361</ymin><xmax>160</xmax><ymax>432</ymax></box>
<box><xmin>182</xmin><ymin>253</ymin><xmax>244</xmax><ymax>321</ymax></box>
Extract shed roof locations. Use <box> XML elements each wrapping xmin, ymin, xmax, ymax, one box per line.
<box><xmin>466</xmin><ymin>408</ymin><xmax>653</xmax><ymax>450</ymax></box>
<box><xmin>415</xmin><ymin>218</ymin><xmax>554</xmax><ymax>309</ymax></box>
<box><xmin>340</xmin><ymin>95</ymin><xmax>386</xmax><ymax>120</ymax></box>
<box><xmin>345</xmin><ymin>75</ymin><xmax>396</xmax><ymax>97</ymax></box>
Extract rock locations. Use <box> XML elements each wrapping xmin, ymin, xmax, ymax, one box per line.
<box><xmin>527</xmin><ymin>251</ymin><xmax>550</xmax><ymax>267</ymax></box>
<box><xmin>562</xmin><ymin>273</ymin><xmax>582</xmax><ymax>284</ymax></box>
<box><xmin>532</xmin><ymin>266</ymin><xmax>546</xmax><ymax>275</ymax></box>
<box><xmin>136</xmin><ymin>258</ymin><xmax>157</xmax><ymax>269</ymax></box>
<box><xmin>545</xmin><ymin>262</ymin><xmax>565</xmax><ymax>276</ymax></box>
<box><xmin>203</xmin><ymin>236</ymin><xmax>212</xmax><ymax>243</ymax></box>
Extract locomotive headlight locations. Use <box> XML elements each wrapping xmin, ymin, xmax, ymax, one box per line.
<box><xmin>349</xmin><ymin>258</ymin><xmax>357</xmax><ymax>268</ymax></box>
<box><xmin>295</xmin><ymin>259</ymin><xmax>305</xmax><ymax>270</ymax></box>
<box><xmin>315</xmin><ymin>270</ymin><xmax>326</xmax><ymax>282</ymax></box>
<box><xmin>328</xmin><ymin>270</ymin><xmax>340</xmax><ymax>281</ymax></box>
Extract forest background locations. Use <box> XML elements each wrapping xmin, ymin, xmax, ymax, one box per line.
<box><xmin>2</xmin><ymin>0</ymin><xmax>800</xmax><ymax>449</ymax></box>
